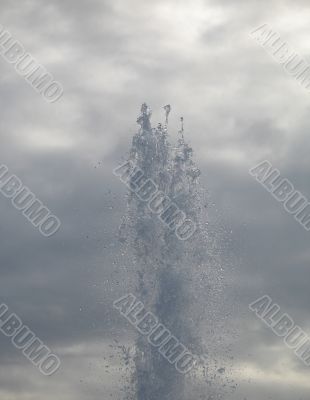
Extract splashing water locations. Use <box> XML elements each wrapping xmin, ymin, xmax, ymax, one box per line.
<box><xmin>116</xmin><ymin>104</ymin><xmax>236</xmax><ymax>400</ymax></box>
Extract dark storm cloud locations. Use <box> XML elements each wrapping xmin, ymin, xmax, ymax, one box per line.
<box><xmin>0</xmin><ymin>0</ymin><xmax>310</xmax><ymax>398</ymax></box>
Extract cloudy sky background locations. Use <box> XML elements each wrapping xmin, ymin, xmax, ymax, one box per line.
<box><xmin>1</xmin><ymin>0</ymin><xmax>310</xmax><ymax>398</ymax></box>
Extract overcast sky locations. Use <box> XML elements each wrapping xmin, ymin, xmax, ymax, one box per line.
<box><xmin>1</xmin><ymin>0</ymin><xmax>310</xmax><ymax>399</ymax></box>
